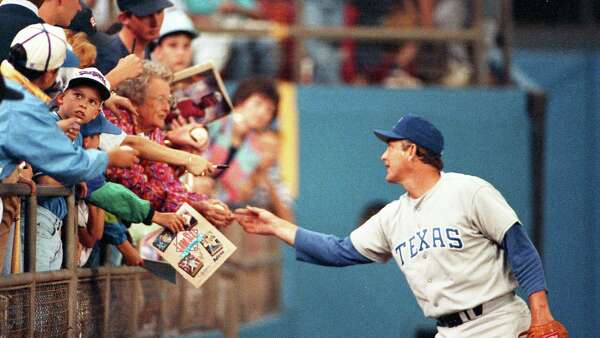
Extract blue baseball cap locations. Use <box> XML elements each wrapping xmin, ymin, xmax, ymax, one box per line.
<box><xmin>118</xmin><ymin>0</ymin><xmax>173</xmax><ymax>17</ymax></box>
<box><xmin>81</xmin><ymin>112</ymin><xmax>122</xmax><ymax>137</ymax></box>
<box><xmin>68</xmin><ymin>1</ymin><xmax>113</xmax><ymax>47</ymax></box>
<box><xmin>373</xmin><ymin>115</ymin><xmax>444</xmax><ymax>156</ymax></box>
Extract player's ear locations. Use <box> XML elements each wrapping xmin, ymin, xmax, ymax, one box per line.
<box><xmin>407</xmin><ymin>143</ymin><xmax>417</xmax><ymax>160</ymax></box>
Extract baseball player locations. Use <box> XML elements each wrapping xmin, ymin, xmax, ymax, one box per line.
<box><xmin>235</xmin><ymin>115</ymin><xmax>568</xmax><ymax>337</ymax></box>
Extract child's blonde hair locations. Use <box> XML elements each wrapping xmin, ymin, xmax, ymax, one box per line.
<box><xmin>65</xmin><ymin>29</ymin><xmax>97</xmax><ymax>68</ymax></box>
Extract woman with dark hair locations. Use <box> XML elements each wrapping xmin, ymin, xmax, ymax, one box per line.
<box><xmin>203</xmin><ymin>76</ymin><xmax>280</xmax><ymax>205</ymax></box>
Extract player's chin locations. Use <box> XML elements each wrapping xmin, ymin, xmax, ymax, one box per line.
<box><xmin>384</xmin><ymin>171</ymin><xmax>394</xmax><ymax>182</ymax></box>
<box><xmin>384</xmin><ymin>173</ymin><xmax>400</xmax><ymax>183</ymax></box>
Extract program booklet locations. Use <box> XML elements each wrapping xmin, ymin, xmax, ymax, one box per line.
<box><xmin>169</xmin><ymin>61</ymin><xmax>233</xmax><ymax>126</ymax></box>
<box><xmin>151</xmin><ymin>203</ymin><xmax>237</xmax><ymax>288</ymax></box>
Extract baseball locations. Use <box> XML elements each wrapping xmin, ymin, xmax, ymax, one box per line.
<box><xmin>190</xmin><ymin>127</ymin><xmax>209</xmax><ymax>147</ymax></box>
<box><xmin>120</xmin><ymin>145</ymin><xmax>134</xmax><ymax>151</ymax></box>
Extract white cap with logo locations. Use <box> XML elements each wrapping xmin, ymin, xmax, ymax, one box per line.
<box><xmin>65</xmin><ymin>67</ymin><xmax>111</xmax><ymax>101</ymax></box>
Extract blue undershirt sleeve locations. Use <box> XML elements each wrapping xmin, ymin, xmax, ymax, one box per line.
<box><xmin>502</xmin><ymin>222</ymin><xmax>547</xmax><ymax>297</ymax></box>
<box><xmin>295</xmin><ymin>228</ymin><xmax>373</xmax><ymax>267</ymax></box>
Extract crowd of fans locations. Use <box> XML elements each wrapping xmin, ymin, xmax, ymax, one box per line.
<box><xmin>89</xmin><ymin>0</ymin><xmax>475</xmax><ymax>86</ymax></box>
<box><xmin>0</xmin><ymin>0</ymin><xmax>294</xmax><ymax>273</ymax></box>
<box><xmin>0</xmin><ymin>0</ymin><xmax>474</xmax><ymax>273</ymax></box>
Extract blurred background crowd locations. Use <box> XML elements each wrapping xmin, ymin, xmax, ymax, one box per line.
<box><xmin>0</xmin><ymin>0</ymin><xmax>598</xmax><ymax>336</ymax></box>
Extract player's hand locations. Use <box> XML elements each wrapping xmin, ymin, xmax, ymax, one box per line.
<box><xmin>235</xmin><ymin>206</ymin><xmax>298</xmax><ymax>245</ymax></box>
<box><xmin>104</xmin><ymin>93</ymin><xmax>138</xmax><ymax>117</ymax></box>
<box><xmin>234</xmin><ymin>206</ymin><xmax>280</xmax><ymax>235</ymax></box>
<box><xmin>194</xmin><ymin>199</ymin><xmax>234</xmax><ymax>228</ymax></box>
<box><xmin>153</xmin><ymin>212</ymin><xmax>186</xmax><ymax>233</ymax></box>
<box><xmin>107</xmin><ymin>146</ymin><xmax>140</xmax><ymax>168</ymax></box>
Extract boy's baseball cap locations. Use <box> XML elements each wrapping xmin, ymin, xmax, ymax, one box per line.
<box><xmin>65</xmin><ymin>67</ymin><xmax>111</xmax><ymax>101</ymax></box>
<box><xmin>117</xmin><ymin>0</ymin><xmax>173</xmax><ymax>17</ymax></box>
<box><xmin>81</xmin><ymin>112</ymin><xmax>122</xmax><ymax>137</ymax></box>
<box><xmin>374</xmin><ymin>115</ymin><xmax>444</xmax><ymax>156</ymax></box>
<box><xmin>10</xmin><ymin>23</ymin><xmax>80</xmax><ymax>72</ymax></box>
<box><xmin>0</xmin><ymin>71</ymin><xmax>24</xmax><ymax>101</ymax></box>
<box><xmin>68</xmin><ymin>1</ymin><xmax>113</xmax><ymax>47</ymax></box>
<box><xmin>158</xmin><ymin>9</ymin><xmax>197</xmax><ymax>42</ymax></box>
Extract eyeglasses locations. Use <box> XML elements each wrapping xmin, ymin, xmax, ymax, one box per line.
<box><xmin>68</xmin><ymin>90</ymin><xmax>101</xmax><ymax>109</ymax></box>
<box><xmin>152</xmin><ymin>95</ymin><xmax>175</xmax><ymax>109</ymax></box>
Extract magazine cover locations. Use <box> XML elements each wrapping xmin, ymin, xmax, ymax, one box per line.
<box><xmin>151</xmin><ymin>203</ymin><xmax>237</xmax><ymax>288</ymax></box>
<box><xmin>169</xmin><ymin>62</ymin><xmax>233</xmax><ymax>126</ymax></box>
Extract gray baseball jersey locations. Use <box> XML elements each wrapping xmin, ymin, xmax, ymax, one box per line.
<box><xmin>350</xmin><ymin>172</ymin><xmax>519</xmax><ymax>318</ymax></box>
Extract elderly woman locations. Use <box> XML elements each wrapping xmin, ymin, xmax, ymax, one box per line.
<box><xmin>104</xmin><ymin>60</ymin><xmax>233</xmax><ymax>227</ymax></box>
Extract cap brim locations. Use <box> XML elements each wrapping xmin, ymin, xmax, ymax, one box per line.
<box><xmin>63</xmin><ymin>49</ymin><xmax>80</xmax><ymax>68</ymax></box>
<box><xmin>373</xmin><ymin>129</ymin><xmax>404</xmax><ymax>143</ymax></box>
<box><xmin>99</xmin><ymin>119</ymin><xmax>122</xmax><ymax>135</ymax></box>
<box><xmin>127</xmin><ymin>0</ymin><xmax>173</xmax><ymax>17</ymax></box>
<box><xmin>67</xmin><ymin>77</ymin><xmax>111</xmax><ymax>101</ymax></box>
<box><xmin>81</xmin><ymin>115</ymin><xmax>122</xmax><ymax>137</ymax></box>
<box><xmin>88</xmin><ymin>31</ymin><xmax>114</xmax><ymax>48</ymax></box>
<box><xmin>159</xmin><ymin>30</ymin><xmax>198</xmax><ymax>43</ymax></box>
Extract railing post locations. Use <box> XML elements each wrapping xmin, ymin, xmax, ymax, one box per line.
<box><xmin>25</xmin><ymin>195</ymin><xmax>37</xmax><ymax>273</ymax></box>
<box><xmin>131</xmin><ymin>273</ymin><xmax>140</xmax><ymax>337</ymax></box>
<box><xmin>25</xmin><ymin>193</ymin><xmax>36</xmax><ymax>338</ymax></box>
<box><xmin>64</xmin><ymin>194</ymin><xmax>78</xmax><ymax>338</ymax></box>
<box><xmin>103</xmin><ymin>272</ymin><xmax>110</xmax><ymax>337</ymax></box>
<box><xmin>219</xmin><ymin>265</ymin><xmax>239</xmax><ymax>338</ymax></box>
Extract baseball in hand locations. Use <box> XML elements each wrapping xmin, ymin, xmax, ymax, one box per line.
<box><xmin>190</xmin><ymin>127</ymin><xmax>209</xmax><ymax>148</ymax></box>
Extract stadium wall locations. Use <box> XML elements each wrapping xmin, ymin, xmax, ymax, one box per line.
<box><xmin>195</xmin><ymin>50</ymin><xmax>599</xmax><ymax>337</ymax></box>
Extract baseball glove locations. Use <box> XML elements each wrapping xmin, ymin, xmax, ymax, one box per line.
<box><xmin>519</xmin><ymin>320</ymin><xmax>569</xmax><ymax>338</ymax></box>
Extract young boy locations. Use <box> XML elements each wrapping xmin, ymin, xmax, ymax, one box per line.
<box><xmin>34</xmin><ymin>67</ymin><xmax>117</xmax><ymax>271</ymax></box>
<box><xmin>41</xmin><ymin>68</ymin><xmax>185</xmax><ymax>269</ymax></box>
<box><xmin>151</xmin><ymin>9</ymin><xmax>197</xmax><ymax>73</ymax></box>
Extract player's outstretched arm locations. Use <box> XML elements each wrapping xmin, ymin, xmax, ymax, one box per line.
<box><xmin>235</xmin><ymin>206</ymin><xmax>373</xmax><ymax>267</ymax></box>
<box><xmin>235</xmin><ymin>206</ymin><xmax>298</xmax><ymax>246</ymax></box>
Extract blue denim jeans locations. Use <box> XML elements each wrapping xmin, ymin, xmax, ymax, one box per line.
<box><xmin>36</xmin><ymin>206</ymin><xmax>63</xmax><ymax>272</ymax></box>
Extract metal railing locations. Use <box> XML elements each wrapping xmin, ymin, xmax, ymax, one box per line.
<box><xmin>0</xmin><ymin>183</ymin><xmax>277</xmax><ymax>337</ymax></box>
